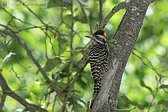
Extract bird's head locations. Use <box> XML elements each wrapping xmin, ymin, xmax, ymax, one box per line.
<box><xmin>86</xmin><ymin>30</ymin><xmax>107</xmax><ymax>44</ymax></box>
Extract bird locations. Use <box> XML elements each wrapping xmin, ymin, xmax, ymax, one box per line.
<box><xmin>88</xmin><ymin>29</ymin><xmax>109</xmax><ymax>100</ymax></box>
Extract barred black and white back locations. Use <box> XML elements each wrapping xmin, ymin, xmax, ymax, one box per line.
<box><xmin>89</xmin><ymin>30</ymin><xmax>109</xmax><ymax>97</ymax></box>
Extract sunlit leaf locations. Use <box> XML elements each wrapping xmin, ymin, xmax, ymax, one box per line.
<box><xmin>0</xmin><ymin>0</ymin><xmax>168</xmax><ymax>111</ymax></box>
<box><xmin>1</xmin><ymin>52</ymin><xmax>16</xmax><ymax>69</ymax></box>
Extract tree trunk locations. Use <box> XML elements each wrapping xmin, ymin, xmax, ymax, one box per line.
<box><xmin>91</xmin><ymin>0</ymin><xmax>154</xmax><ymax>111</ymax></box>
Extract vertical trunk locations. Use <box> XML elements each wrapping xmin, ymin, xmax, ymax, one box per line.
<box><xmin>91</xmin><ymin>0</ymin><xmax>154</xmax><ymax>111</ymax></box>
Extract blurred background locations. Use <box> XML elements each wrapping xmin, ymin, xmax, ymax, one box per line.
<box><xmin>0</xmin><ymin>0</ymin><xmax>168</xmax><ymax>111</ymax></box>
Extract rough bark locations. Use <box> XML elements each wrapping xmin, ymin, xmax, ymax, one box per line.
<box><xmin>91</xmin><ymin>0</ymin><xmax>154</xmax><ymax>111</ymax></box>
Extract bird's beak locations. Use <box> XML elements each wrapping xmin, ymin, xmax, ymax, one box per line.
<box><xmin>85</xmin><ymin>35</ymin><xmax>93</xmax><ymax>40</ymax></box>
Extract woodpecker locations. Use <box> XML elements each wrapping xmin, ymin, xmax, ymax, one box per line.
<box><xmin>89</xmin><ymin>30</ymin><xmax>109</xmax><ymax>97</ymax></box>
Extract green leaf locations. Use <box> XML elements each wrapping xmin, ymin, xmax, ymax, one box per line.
<box><xmin>77</xmin><ymin>76</ymin><xmax>87</xmax><ymax>89</ymax></box>
<box><xmin>47</xmin><ymin>0</ymin><xmax>71</xmax><ymax>8</ymax></box>
<box><xmin>65</xmin><ymin>15</ymin><xmax>87</xmax><ymax>23</ymax></box>
<box><xmin>43</xmin><ymin>57</ymin><xmax>61</xmax><ymax>72</ymax></box>
<box><xmin>47</xmin><ymin>0</ymin><xmax>61</xmax><ymax>8</ymax></box>
<box><xmin>121</xmin><ymin>95</ymin><xmax>144</xmax><ymax>110</ymax></box>
<box><xmin>160</xmin><ymin>84</ymin><xmax>168</xmax><ymax>89</ymax></box>
<box><xmin>74</xmin><ymin>15</ymin><xmax>87</xmax><ymax>23</ymax></box>
<box><xmin>72</xmin><ymin>103</ymin><xmax>82</xmax><ymax>111</ymax></box>
<box><xmin>75</xmin><ymin>47</ymin><xmax>84</xmax><ymax>52</ymax></box>
<box><xmin>57</xmin><ymin>36</ymin><xmax>67</xmax><ymax>45</ymax></box>
<box><xmin>157</xmin><ymin>100</ymin><xmax>168</xmax><ymax>106</ymax></box>
<box><xmin>140</xmin><ymin>80</ymin><xmax>153</xmax><ymax>94</ymax></box>
<box><xmin>0</xmin><ymin>41</ymin><xmax>5</xmax><ymax>50</ymax></box>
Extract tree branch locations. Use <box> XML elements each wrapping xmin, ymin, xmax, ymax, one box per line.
<box><xmin>0</xmin><ymin>26</ymin><xmax>64</xmax><ymax>102</ymax></box>
<box><xmin>0</xmin><ymin>26</ymin><xmax>51</xmax><ymax>84</ymax></box>
<box><xmin>99</xmin><ymin>0</ymin><xmax>103</xmax><ymax>22</ymax></box>
<box><xmin>0</xmin><ymin>93</ymin><xmax>6</xmax><ymax>111</ymax></box>
<box><xmin>97</xmin><ymin>1</ymin><xmax>126</xmax><ymax>29</ymax></box>
<box><xmin>77</xmin><ymin>0</ymin><xmax>93</xmax><ymax>34</ymax></box>
<box><xmin>0</xmin><ymin>73</ymin><xmax>47</xmax><ymax>112</ymax></box>
<box><xmin>77</xmin><ymin>1</ymin><xmax>127</xmax><ymax>76</ymax></box>
<box><xmin>91</xmin><ymin>0</ymin><xmax>154</xmax><ymax>111</ymax></box>
<box><xmin>18</xmin><ymin>0</ymin><xmax>46</xmax><ymax>25</ymax></box>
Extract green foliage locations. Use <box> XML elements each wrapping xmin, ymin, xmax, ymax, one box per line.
<box><xmin>43</xmin><ymin>57</ymin><xmax>61</xmax><ymax>72</ymax></box>
<box><xmin>0</xmin><ymin>0</ymin><xmax>168</xmax><ymax>112</ymax></box>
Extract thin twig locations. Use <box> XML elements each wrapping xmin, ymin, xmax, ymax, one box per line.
<box><xmin>147</xmin><ymin>78</ymin><xmax>160</xmax><ymax>112</ymax></box>
<box><xmin>133</xmin><ymin>48</ymin><xmax>165</xmax><ymax>77</ymax></box>
<box><xmin>16</xmin><ymin>26</ymin><xmax>45</xmax><ymax>33</ymax></box>
<box><xmin>0</xmin><ymin>25</ymin><xmax>51</xmax><ymax>84</ymax></box>
<box><xmin>18</xmin><ymin>0</ymin><xmax>46</xmax><ymax>25</ymax></box>
<box><xmin>61</xmin><ymin>0</ymin><xmax>75</xmax><ymax>111</ymax></box>
<box><xmin>0</xmin><ymin>6</ymin><xmax>33</xmax><ymax>26</ymax></box>
<box><xmin>2</xmin><ymin>24</ymin><xmax>68</xmax><ymax>95</ymax></box>
<box><xmin>0</xmin><ymin>27</ymin><xmax>65</xmax><ymax>102</ymax></box>
<box><xmin>132</xmin><ymin>48</ymin><xmax>165</xmax><ymax>112</ymax></box>
<box><xmin>77</xmin><ymin>0</ymin><xmax>93</xmax><ymax>34</ymax></box>
<box><xmin>52</xmin><ymin>95</ymin><xmax>57</xmax><ymax>112</ymax></box>
<box><xmin>114</xmin><ymin>106</ymin><xmax>137</xmax><ymax>112</ymax></box>
<box><xmin>0</xmin><ymin>72</ymin><xmax>47</xmax><ymax>112</ymax></box>
<box><xmin>97</xmin><ymin>1</ymin><xmax>126</xmax><ymax>29</ymax></box>
<box><xmin>0</xmin><ymin>94</ymin><xmax>6</xmax><ymax>111</ymax></box>
<box><xmin>60</xmin><ymin>59</ymin><xmax>88</xmax><ymax>111</ymax></box>
<box><xmin>60</xmin><ymin>72</ymin><xmax>80</xmax><ymax>112</ymax></box>
<box><xmin>99</xmin><ymin>0</ymin><xmax>103</xmax><ymax>22</ymax></box>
